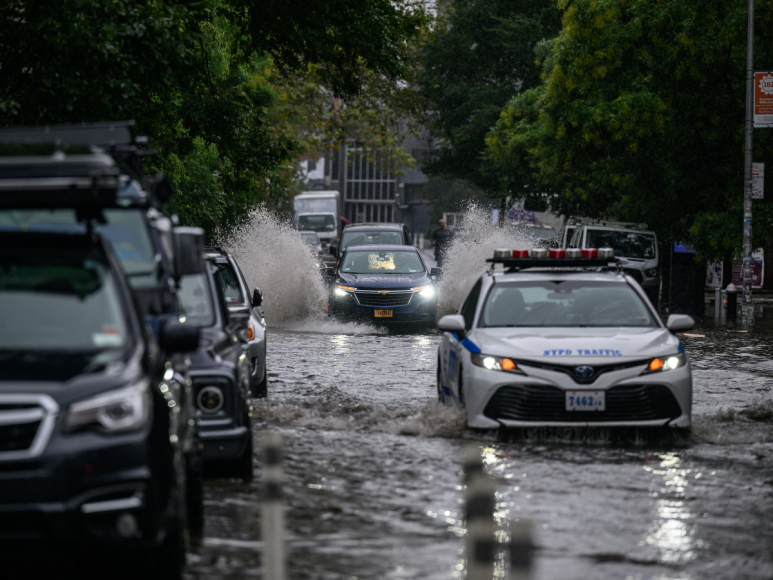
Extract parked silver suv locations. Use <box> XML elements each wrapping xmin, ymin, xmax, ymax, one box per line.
<box><xmin>569</xmin><ymin>225</ymin><xmax>660</xmax><ymax>307</ymax></box>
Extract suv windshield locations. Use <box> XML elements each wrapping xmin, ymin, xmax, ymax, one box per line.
<box><xmin>0</xmin><ymin>209</ymin><xmax>159</xmax><ymax>287</ymax></box>
<box><xmin>341</xmin><ymin>230</ymin><xmax>402</xmax><ymax>249</ymax></box>
<box><xmin>298</xmin><ymin>214</ymin><xmax>336</xmax><ymax>232</ymax></box>
<box><xmin>178</xmin><ymin>273</ymin><xmax>216</xmax><ymax>326</ymax></box>
<box><xmin>585</xmin><ymin>230</ymin><xmax>656</xmax><ymax>259</ymax></box>
<box><xmin>480</xmin><ymin>280</ymin><xmax>655</xmax><ymax>327</ymax></box>
<box><xmin>0</xmin><ymin>244</ymin><xmax>130</xmax><ymax>350</ymax></box>
<box><xmin>341</xmin><ymin>250</ymin><xmax>424</xmax><ymax>274</ymax></box>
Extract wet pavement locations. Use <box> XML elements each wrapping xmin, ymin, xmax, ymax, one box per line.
<box><xmin>188</xmin><ymin>319</ymin><xmax>773</xmax><ymax>580</ymax></box>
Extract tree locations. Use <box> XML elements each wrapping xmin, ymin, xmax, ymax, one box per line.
<box><xmin>0</xmin><ymin>0</ymin><xmax>429</xmax><ymax>237</ymax></box>
<box><xmin>417</xmin><ymin>0</ymin><xmax>561</xmax><ymax>193</ymax></box>
<box><xmin>486</xmin><ymin>0</ymin><xmax>773</xmax><ymax>259</ymax></box>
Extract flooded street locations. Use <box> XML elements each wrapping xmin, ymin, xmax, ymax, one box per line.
<box><xmin>188</xmin><ymin>320</ymin><xmax>773</xmax><ymax>580</ymax></box>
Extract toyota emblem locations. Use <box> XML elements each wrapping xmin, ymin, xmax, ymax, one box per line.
<box><xmin>574</xmin><ymin>365</ymin><xmax>594</xmax><ymax>379</ymax></box>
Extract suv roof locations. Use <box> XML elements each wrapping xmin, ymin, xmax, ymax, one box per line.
<box><xmin>343</xmin><ymin>223</ymin><xmax>403</xmax><ymax>230</ymax></box>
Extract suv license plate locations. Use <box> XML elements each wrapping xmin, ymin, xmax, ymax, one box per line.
<box><xmin>565</xmin><ymin>391</ymin><xmax>605</xmax><ymax>411</ymax></box>
<box><xmin>374</xmin><ymin>309</ymin><xmax>393</xmax><ymax>318</ymax></box>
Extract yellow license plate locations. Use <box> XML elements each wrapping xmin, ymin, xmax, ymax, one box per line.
<box><xmin>374</xmin><ymin>309</ymin><xmax>393</xmax><ymax>318</ymax></box>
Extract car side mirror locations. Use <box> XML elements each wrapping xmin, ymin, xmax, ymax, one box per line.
<box><xmin>252</xmin><ymin>287</ymin><xmax>263</xmax><ymax>307</ymax></box>
<box><xmin>160</xmin><ymin>319</ymin><xmax>200</xmax><ymax>354</ymax></box>
<box><xmin>666</xmin><ymin>314</ymin><xmax>695</xmax><ymax>333</ymax></box>
<box><xmin>437</xmin><ymin>314</ymin><xmax>466</xmax><ymax>338</ymax></box>
<box><xmin>172</xmin><ymin>226</ymin><xmax>205</xmax><ymax>277</ymax></box>
<box><xmin>430</xmin><ymin>267</ymin><xmax>442</xmax><ymax>278</ymax></box>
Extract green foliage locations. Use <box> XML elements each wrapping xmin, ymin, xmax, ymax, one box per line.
<box><xmin>417</xmin><ymin>0</ymin><xmax>561</xmax><ymax>193</ymax></box>
<box><xmin>0</xmin><ymin>0</ymin><xmax>429</xmax><ymax>238</ymax></box>
<box><xmin>487</xmin><ymin>0</ymin><xmax>773</xmax><ymax>259</ymax></box>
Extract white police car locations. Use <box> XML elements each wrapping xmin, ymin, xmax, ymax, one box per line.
<box><xmin>436</xmin><ymin>248</ymin><xmax>694</xmax><ymax>430</ymax></box>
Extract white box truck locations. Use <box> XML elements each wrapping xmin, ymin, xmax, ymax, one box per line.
<box><xmin>293</xmin><ymin>191</ymin><xmax>341</xmax><ymax>247</ymax></box>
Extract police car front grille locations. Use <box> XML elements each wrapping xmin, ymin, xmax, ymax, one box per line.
<box><xmin>483</xmin><ymin>384</ymin><xmax>681</xmax><ymax>422</ymax></box>
<box><xmin>354</xmin><ymin>291</ymin><xmax>413</xmax><ymax>307</ymax></box>
<box><xmin>517</xmin><ymin>359</ymin><xmax>649</xmax><ymax>385</ymax></box>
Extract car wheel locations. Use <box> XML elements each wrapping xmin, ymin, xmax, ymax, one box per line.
<box><xmin>252</xmin><ymin>366</ymin><xmax>267</xmax><ymax>399</ymax></box>
<box><xmin>436</xmin><ymin>357</ymin><xmax>446</xmax><ymax>404</ymax></box>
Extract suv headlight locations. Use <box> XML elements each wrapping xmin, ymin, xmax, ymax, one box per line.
<box><xmin>413</xmin><ymin>285</ymin><xmax>435</xmax><ymax>299</ymax></box>
<box><xmin>471</xmin><ymin>352</ymin><xmax>524</xmax><ymax>374</ymax></box>
<box><xmin>334</xmin><ymin>285</ymin><xmax>354</xmax><ymax>297</ymax></box>
<box><xmin>645</xmin><ymin>268</ymin><xmax>659</xmax><ymax>278</ymax></box>
<box><xmin>643</xmin><ymin>353</ymin><xmax>686</xmax><ymax>374</ymax></box>
<box><xmin>66</xmin><ymin>381</ymin><xmax>151</xmax><ymax>434</ymax></box>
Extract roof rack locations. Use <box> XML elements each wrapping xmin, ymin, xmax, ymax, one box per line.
<box><xmin>0</xmin><ymin>122</ymin><xmax>171</xmax><ymax>210</ymax></box>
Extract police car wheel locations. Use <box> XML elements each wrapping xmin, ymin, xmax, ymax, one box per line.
<box><xmin>436</xmin><ymin>357</ymin><xmax>446</xmax><ymax>404</ymax></box>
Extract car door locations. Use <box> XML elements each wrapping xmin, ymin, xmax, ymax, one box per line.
<box><xmin>443</xmin><ymin>278</ymin><xmax>482</xmax><ymax>401</ymax></box>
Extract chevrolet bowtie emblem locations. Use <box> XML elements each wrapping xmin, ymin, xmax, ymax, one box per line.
<box><xmin>380</xmin><ymin>291</ymin><xmax>388</xmax><ymax>294</ymax></box>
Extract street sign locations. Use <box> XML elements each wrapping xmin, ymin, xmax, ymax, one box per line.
<box><xmin>752</xmin><ymin>162</ymin><xmax>764</xmax><ymax>199</ymax></box>
<box><xmin>754</xmin><ymin>72</ymin><xmax>773</xmax><ymax>128</ymax></box>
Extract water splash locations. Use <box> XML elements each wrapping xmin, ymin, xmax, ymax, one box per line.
<box><xmin>437</xmin><ymin>205</ymin><xmax>539</xmax><ymax>315</ymax></box>
<box><xmin>225</xmin><ymin>206</ymin><xmax>327</xmax><ymax>322</ymax></box>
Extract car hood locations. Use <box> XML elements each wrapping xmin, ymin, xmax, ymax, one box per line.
<box><xmin>337</xmin><ymin>272</ymin><xmax>430</xmax><ymax>289</ymax></box>
<box><xmin>470</xmin><ymin>326</ymin><xmax>681</xmax><ymax>362</ymax></box>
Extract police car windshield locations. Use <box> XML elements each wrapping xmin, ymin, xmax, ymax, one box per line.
<box><xmin>0</xmin><ymin>247</ymin><xmax>130</xmax><ymax>350</ymax></box>
<box><xmin>341</xmin><ymin>230</ymin><xmax>402</xmax><ymax>249</ymax></box>
<box><xmin>341</xmin><ymin>250</ymin><xmax>424</xmax><ymax>274</ymax></box>
<box><xmin>480</xmin><ymin>280</ymin><xmax>655</xmax><ymax>327</ymax></box>
<box><xmin>585</xmin><ymin>230</ymin><xmax>655</xmax><ymax>259</ymax></box>
<box><xmin>178</xmin><ymin>273</ymin><xmax>216</xmax><ymax>326</ymax></box>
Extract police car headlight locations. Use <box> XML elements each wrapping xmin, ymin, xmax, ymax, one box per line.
<box><xmin>644</xmin><ymin>353</ymin><xmax>686</xmax><ymax>373</ymax></box>
<box><xmin>413</xmin><ymin>285</ymin><xmax>435</xmax><ymax>299</ymax></box>
<box><xmin>66</xmin><ymin>381</ymin><xmax>151</xmax><ymax>433</ymax></box>
<box><xmin>471</xmin><ymin>352</ymin><xmax>523</xmax><ymax>374</ymax></box>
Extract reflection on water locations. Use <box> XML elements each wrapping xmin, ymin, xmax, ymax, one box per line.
<box><xmin>643</xmin><ymin>453</ymin><xmax>698</xmax><ymax>566</ymax></box>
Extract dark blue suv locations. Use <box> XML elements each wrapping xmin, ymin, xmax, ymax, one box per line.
<box><xmin>327</xmin><ymin>245</ymin><xmax>439</xmax><ymax>329</ymax></box>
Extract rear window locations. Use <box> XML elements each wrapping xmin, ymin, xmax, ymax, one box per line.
<box><xmin>214</xmin><ymin>265</ymin><xmax>244</xmax><ymax>304</ymax></box>
<box><xmin>480</xmin><ymin>280</ymin><xmax>655</xmax><ymax>328</ymax></box>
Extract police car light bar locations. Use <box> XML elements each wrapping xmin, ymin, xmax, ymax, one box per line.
<box><xmin>487</xmin><ymin>248</ymin><xmax>619</xmax><ymax>271</ymax></box>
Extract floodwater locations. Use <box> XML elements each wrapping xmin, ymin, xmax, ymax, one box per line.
<box><xmin>188</xmin><ymin>319</ymin><xmax>773</xmax><ymax>580</ymax></box>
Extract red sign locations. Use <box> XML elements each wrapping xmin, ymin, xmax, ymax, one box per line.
<box><xmin>754</xmin><ymin>72</ymin><xmax>773</xmax><ymax>128</ymax></box>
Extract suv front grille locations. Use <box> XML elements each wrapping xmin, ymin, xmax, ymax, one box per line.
<box><xmin>354</xmin><ymin>291</ymin><xmax>413</xmax><ymax>307</ymax></box>
<box><xmin>0</xmin><ymin>395</ymin><xmax>58</xmax><ymax>462</ymax></box>
<box><xmin>483</xmin><ymin>384</ymin><xmax>681</xmax><ymax>422</ymax></box>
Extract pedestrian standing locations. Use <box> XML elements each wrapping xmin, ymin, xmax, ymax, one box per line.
<box><xmin>431</xmin><ymin>219</ymin><xmax>453</xmax><ymax>267</ymax></box>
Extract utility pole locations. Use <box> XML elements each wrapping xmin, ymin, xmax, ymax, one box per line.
<box><xmin>742</xmin><ymin>0</ymin><xmax>755</xmax><ymax>325</ymax></box>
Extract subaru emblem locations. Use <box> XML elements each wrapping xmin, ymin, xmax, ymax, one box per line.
<box><xmin>575</xmin><ymin>365</ymin><xmax>594</xmax><ymax>379</ymax></box>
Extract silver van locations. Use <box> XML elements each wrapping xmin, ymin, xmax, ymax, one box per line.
<box><xmin>569</xmin><ymin>225</ymin><xmax>660</xmax><ymax>307</ymax></box>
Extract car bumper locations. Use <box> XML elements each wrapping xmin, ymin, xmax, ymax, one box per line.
<box><xmin>329</xmin><ymin>296</ymin><xmax>436</xmax><ymax>324</ymax></box>
<box><xmin>0</xmin><ymin>427</ymin><xmax>163</xmax><ymax>548</ymax></box>
<box><xmin>199</xmin><ymin>421</ymin><xmax>249</xmax><ymax>460</ymax></box>
<box><xmin>462</xmin><ymin>359</ymin><xmax>692</xmax><ymax>430</ymax></box>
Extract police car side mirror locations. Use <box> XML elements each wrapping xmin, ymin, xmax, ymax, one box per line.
<box><xmin>173</xmin><ymin>227</ymin><xmax>205</xmax><ymax>278</ymax></box>
<box><xmin>438</xmin><ymin>314</ymin><xmax>466</xmax><ymax>338</ymax></box>
<box><xmin>160</xmin><ymin>320</ymin><xmax>200</xmax><ymax>354</ymax></box>
<box><xmin>252</xmin><ymin>287</ymin><xmax>263</xmax><ymax>307</ymax></box>
<box><xmin>666</xmin><ymin>314</ymin><xmax>695</xmax><ymax>333</ymax></box>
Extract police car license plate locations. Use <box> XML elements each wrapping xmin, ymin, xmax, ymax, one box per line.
<box><xmin>565</xmin><ymin>391</ymin><xmax>605</xmax><ymax>411</ymax></box>
<box><xmin>374</xmin><ymin>309</ymin><xmax>393</xmax><ymax>318</ymax></box>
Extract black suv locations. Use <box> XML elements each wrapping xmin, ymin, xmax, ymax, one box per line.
<box><xmin>0</xmin><ymin>231</ymin><xmax>199</xmax><ymax>578</ymax></box>
<box><xmin>0</xmin><ymin>123</ymin><xmax>207</xmax><ymax>537</ymax></box>
<box><xmin>329</xmin><ymin>222</ymin><xmax>412</xmax><ymax>259</ymax></box>
<box><xmin>205</xmin><ymin>247</ymin><xmax>268</xmax><ymax>398</ymax></box>
<box><xmin>178</xmin><ymin>253</ymin><xmax>254</xmax><ymax>480</ymax></box>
